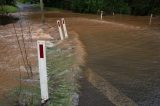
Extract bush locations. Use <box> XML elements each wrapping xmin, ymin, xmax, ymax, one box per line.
<box><xmin>0</xmin><ymin>5</ymin><xmax>18</xmax><ymax>14</ymax></box>
<box><xmin>43</xmin><ymin>0</ymin><xmax>160</xmax><ymax>16</ymax></box>
<box><xmin>72</xmin><ymin>0</ymin><xmax>106</xmax><ymax>13</ymax></box>
<box><xmin>152</xmin><ymin>7</ymin><xmax>160</xmax><ymax>15</ymax></box>
<box><xmin>17</xmin><ymin>0</ymin><xmax>39</xmax><ymax>3</ymax></box>
<box><xmin>0</xmin><ymin>0</ymin><xmax>16</xmax><ymax>5</ymax></box>
<box><xmin>109</xmin><ymin>1</ymin><xmax>131</xmax><ymax>14</ymax></box>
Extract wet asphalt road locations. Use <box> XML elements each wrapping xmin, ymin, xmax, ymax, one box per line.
<box><xmin>79</xmin><ymin>78</ymin><xmax>115</xmax><ymax>106</ymax></box>
<box><xmin>70</xmin><ymin>18</ymin><xmax>160</xmax><ymax>106</ymax></box>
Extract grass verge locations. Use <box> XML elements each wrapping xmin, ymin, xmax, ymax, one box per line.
<box><xmin>0</xmin><ymin>5</ymin><xmax>18</xmax><ymax>14</ymax></box>
<box><xmin>7</xmin><ymin>36</ymin><xmax>81</xmax><ymax>106</ymax></box>
<box><xmin>47</xmin><ymin>42</ymin><xmax>79</xmax><ymax>106</ymax></box>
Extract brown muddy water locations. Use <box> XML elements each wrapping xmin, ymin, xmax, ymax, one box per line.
<box><xmin>68</xmin><ymin>16</ymin><xmax>160</xmax><ymax>105</ymax></box>
<box><xmin>1</xmin><ymin>11</ymin><xmax>160</xmax><ymax>105</ymax></box>
<box><xmin>24</xmin><ymin>12</ymin><xmax>160</xmax><ymax>105</ymax></box>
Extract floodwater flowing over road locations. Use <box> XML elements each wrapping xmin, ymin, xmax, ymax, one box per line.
<box><xmin>69</xmin><ymin>18</ymin><xmax>160</xmax><ymax>105</ymax></box>
<box><xmin>1</xmin><ymin>4</ymin><xmax>160</xmax><ymax>105</ymax></box>
<box><xmin>27</xmin><ymin>12</ymin><xmax>160</xmax><ymax>105</ymax></box>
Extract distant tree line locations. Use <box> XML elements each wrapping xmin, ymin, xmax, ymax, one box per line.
<box><xmin>0</xmin><ymin>0</ymin><xmax>15</xmax><ymax>5</ymax></box>
<box><xmin>43</xmin><ymin>0</ymin><xmax>160</xmax><ymax>15</ymax></box>
<box><xmin>1</xmin><ymin>0</ymin><xmax>159</xmax><ymax>15</ymax></box>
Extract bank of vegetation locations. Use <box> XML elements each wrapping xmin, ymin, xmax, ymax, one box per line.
<box><xmin>4</xmin><ymin>35</ymin><xmax>81</xmax><ymax>106</ymax></box>
<box><xmin>43</xmin><ymin>0</ymin><xmax>160</xmax><ymax>16</ymax></box>
<box><xmin>1</xmin><ymin>0</ymin><xmax>160</xmax><ymax>16</ymax></box>
<box><xmin>0</xmin><ymin>0</ymin><xmax>18</xmax><ymax>14</ymax></box>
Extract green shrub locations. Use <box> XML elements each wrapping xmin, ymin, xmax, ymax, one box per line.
<box><xmin>0</xmin><ymin>5</ymin><xmax>18</xmax><ymax>14</ymax></box>
<box><xmin>152</xmin><ymin>7</ymin><xmax>160</xmax><ymax>15</ymax></box>
<box><xmin>43</xmin><ymin>0</ymin><xmax>160</xmax><ymax>16</ymax></box>
<box><xmin>17</xmin><ymin>0</ymin><xmax>39</xmax><ymax>3</ymax></box>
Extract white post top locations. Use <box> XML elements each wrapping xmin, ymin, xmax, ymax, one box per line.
<box><xmin>57</xmin><ymin>20</ymin><xmax>61</xmax><ymax>27</ymax></box>
<box><xmin>62</xmin><ymin>18</ymin><xmax>65</xmax><ymax>23</ymax></box>
<box><xmin>37</xmin><ymin>40</ymin><xmax>45</xmax><ymax>45</ymax></box>
<box><xmin>57</xmin><ymin>20</ymin><xmax>64</xmax><ymax>40</ymax></box>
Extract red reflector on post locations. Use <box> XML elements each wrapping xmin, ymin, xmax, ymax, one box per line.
<box><xmin>39</xmin><ymin>45</ymin><xmax>44</xmax><ymax>58</ymax></box>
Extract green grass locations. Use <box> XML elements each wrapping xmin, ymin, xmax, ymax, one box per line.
<box><xmin>6</xmin><ymin>46</ymin><xmax>78</xmax><ymax>106</ymax></box>
<box><xmin>0</xmin><ymin>5</ymin><xmax>18</xmax><ymax>14</ymax></box>
<box><xmin>47</xmin><ymin>46</ymin><xmax>78</xmax><ymax>106</ymax></box>
<box><xmin>32</xmin><ymin>3</ymin><xmax>40</xmax><ymax>8</ymax></box>
<box><xmin>7</xmin><ymin>85</ymin><xmax>41</xmax><ymax>106</ymax></box>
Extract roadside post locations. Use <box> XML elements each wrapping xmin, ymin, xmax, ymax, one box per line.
<box><xmin>57</xmin><ymin>20</ymin><xmax>64</xmax><ymax>40</ymax></box>
<box><xmin>149</xmin><ymin>13</ymin><xmax>153</xmax><ymax>25</ymax></box>
<box><xmin>37</xmin><ymin>40</ymin><xmax>49</xmax><ymax>104</ymax></box>
<box><xmin>101</xmin><ymin>11</ymin><xmax>103</xmax><ymax>20</ymax></box>
<box><xmin>113</xmin><ymin>12</ymin><xmax>115</xmax><ymax>16</ymax></box>
<box><xmin>61</xmin><ymin>18</ymin><xmax>68</xmax><ymax>38</ymax></box>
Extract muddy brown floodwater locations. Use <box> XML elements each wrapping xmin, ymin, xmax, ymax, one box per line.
<box><xmin>29</xmin><ymin>12</ymin><xmax>160</xmax><ymax>105</ymax></box>
<box><xmin>68</xmin><ymin>16</ymin><xmax>160</xmax><ymax>105</ymax></box>
<box><xmin>1</xmin><ymin>10</ymin><xmax>160</xmax><ymax>105</ymax></box>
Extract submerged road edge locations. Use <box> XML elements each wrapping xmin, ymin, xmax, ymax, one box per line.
<box><xmin>72</xmin><ymin>31</ymin><xmax>138</xmax><ymax>106</ymax></box>
<box><xmin>85</xmin><ymin>68</ymin><xmax>138</xmax><ymax>106</ymax></box>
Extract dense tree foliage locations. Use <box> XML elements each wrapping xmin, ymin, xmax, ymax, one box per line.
<box><xmin>131</xmin><ymin>0</ymin><xmax>160</xmax><ymax>15</ymax></box>
<box><xmin>43</xmin><ymin>0</ymin><xmax>72</xmax><ymax>10</ymax></box>
<box><xmin>43</xmin><ymin>0</ymin><xmax>160</xmax><ymax>15</ymax></box>
<box><xmin>1</xmin><ymin>0</ymin><xmax>160</xmax><ymax>15</ymax></box>
<box><xmin>0</xmin><ymin>0</ymin><xmax>15</xmax><ymax>5</ymax></box>
<box><xmin>0</xmin><ymin>0</ymin><xmax>17</xmax><ymax>14</ymax></box>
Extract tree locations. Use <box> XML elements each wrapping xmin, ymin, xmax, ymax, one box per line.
<box><xmin>43</xmin><ymin>0</ymin><xmax>160</xmax><ymax>15</ymax></box>
<box><xmin>0</xmin><ymin>0</ymin><xmax>16</xmax><ymax>15</ymax></box>
<box><xmin>0</xmin><ymin>0</ymin><xmax>15</xmax><ymax>5</ymax></box>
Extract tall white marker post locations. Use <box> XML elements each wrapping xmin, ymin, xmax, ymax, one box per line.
<box><xmin>37</xmin><ymin>41</ymin><xmax>49</xmax><ymax>104</ymax></box>
<box><xmin>57</xmin><ymin>20</ymin><xmax>64</xmax><ymax>40</ymax></box>
<box><xmin>61</xmin><ymin>18</ymin><xmax>68</xmax><ymax>38</ymax></box>
<box><xmin>101</xmin><ymin>11</ymin><xmax>103</xmax><ymax>20</ymax></box>
<box><xmin>149</xmin><ymin>13</ymin><xmax>153</xmax><ymax>25</ymax></box>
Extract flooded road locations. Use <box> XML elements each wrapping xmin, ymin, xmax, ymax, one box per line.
<box><xmin>27</xmin><ymin>12</ymin><xmax>160</xmax><ymax>105</ymax></box>
<box><xmin>68</xmin><ymin>17</ymin><xmax>160</xmax><ymax>105</ymax></box>
<box><xmin>2</xmin><ymin>8</ymin><xmax>160</xmax><ymax>105</ymax></box>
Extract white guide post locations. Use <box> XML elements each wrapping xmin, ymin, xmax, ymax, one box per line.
<box><xmin>37</xmin><ymin>40</ymin><xmax>49</xmax><ymax>103</ymax></box>
<box><xmin>57</xmin><ymin>20</ymin><xmax>64</xmax><ymax>40</ymax></box>
<box><xmin>113</xmin><ymin>12</ymin><xmax>115</xmax><ymax>16</ymax></box>
<box><xmin>149</xmin><ymin>13</ymin><xmax>153</xmax><ymax>25</ymax></box>
<box><xmin>61</xmin><ymin>18</ymin><xmax>68</xmax><ymax>38</ymax></box>
<box><xmin>101</xmin><ymin>11</ymin><xmax>103</xmax><ymax>20</ymax></box>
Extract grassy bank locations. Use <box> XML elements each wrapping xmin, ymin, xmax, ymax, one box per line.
<box><xmin>46</xmin><ymin>33</ymin><xmax>85</xmax><ymax>106</ymax></box>
<box><xmin>5</xmin><ymin>33</ymin><xmax>82</xmax><ymax>105</ymax></box>
<box><xmin>0</xmin><ymin>5</ymin><xmax>18</xmax><ymax>14</ymax></box>
<box><xmin>47</xmin><ymin>46</ymin><xmax>76</xmax><ymax>106</ymax></box>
